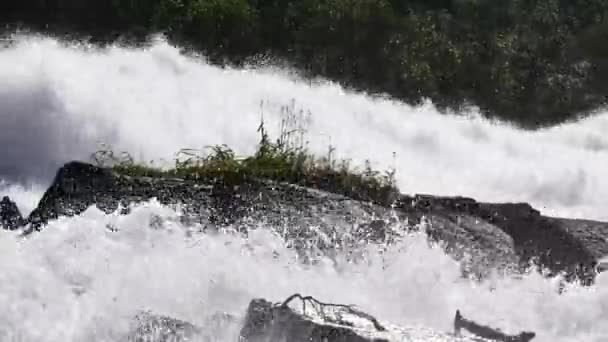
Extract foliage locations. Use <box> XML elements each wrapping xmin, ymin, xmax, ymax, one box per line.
<box><xmin>91</xmin><ymin>102</ymin><xmax>399</xmax><ymax>205</ymax></box>
<box><xmin>3</xmin><ymin>0</ymin><xmax>608</xmax><ymax>127</ymax></box>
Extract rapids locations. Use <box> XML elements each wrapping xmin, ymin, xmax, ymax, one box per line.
<box><xmin>0</xmin><ymin>35</ymin><xmax>607</xmax><ymax>341</ymax></box>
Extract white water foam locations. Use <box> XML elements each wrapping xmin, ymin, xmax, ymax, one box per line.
<box><xmin>0</xmin><ymin>201</ymin><xmax>605</xmax><ymax>341</ymax></box>
<box><xmin>0</xmin><ymin>35</ymin><xmax>607</xmax><ymax>341</ymax></box>
<box><xmin>1</xmin><ymin>35</ymin><xmax>607</xmax><ymax>220</ymax></box>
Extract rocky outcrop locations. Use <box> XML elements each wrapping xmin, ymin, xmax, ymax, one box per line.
<box><xmin>21</xmin><ymin>161</ymin><xmax>404</xmax><ymax>259</ymax></box>
<box><xmin>3</xmin><ymin>161</ymin><xmax>608</xmax><ymax>284</ymax></box>
<box><xmin>0</xmin><ymin>196</ymin><xmax>23</xmax><ymax>230</ymax></box>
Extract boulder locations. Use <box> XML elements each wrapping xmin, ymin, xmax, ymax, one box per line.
<box><xmin>239</xmin><ymin>296</ymin><xmax>387</xmax><ymax>342</ymax></box>
<box><xmin>454</xmin><ymin>310</ymin><xmax>536</xmax><ymax>342</ymax></box>
<box><xmin>239</xmin><ymin>294</ymin><xmax>480</xmax><ymax>342</ymax></box>
<box><xmin>13</xmin><ymin>161</ymin><xmax>608</xmax><ymax>284</ymax></box>
<box><xmin>0</xmin><ymin>196</ymin><xmax>23</xmax><ymax>230</ymax></box>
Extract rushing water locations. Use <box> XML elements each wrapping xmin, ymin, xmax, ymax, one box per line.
<box><xmin>0</xmin><ymin>35</ymin><xmax>607</xmax><ymax>341</ymax></box>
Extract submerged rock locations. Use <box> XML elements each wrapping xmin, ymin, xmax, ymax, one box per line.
<box><xmin>126</xmin><ymin>311</ymin><xmax>201</xmax><ymax>342</ymax></box>
<box><xmin>12</xmin><ymin>161</ymin><xmax>608</xmax><ymax>284</ymax></box>
<box><xmin>124</xmin><ymin>310</ymin><xmax>240</xmax><ymax>342</ymax></box>
<box><xmin>0</xmin><ymin>196</ymin><xmax>23</xmax><ymax>230</ymax></box>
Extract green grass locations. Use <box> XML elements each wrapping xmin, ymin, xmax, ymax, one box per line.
<box><xmin>91</xmin><ymin>102</ymin><xmax>399</xmax><ymax>205</ymax></box>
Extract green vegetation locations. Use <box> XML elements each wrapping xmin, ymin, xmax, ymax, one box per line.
<box><xmin>3</xmin><ymin>0</ymin><xmax>608</xmax><ymax>127</ymax></box>
<box><xmin>91</xmin><ymin>102</ymin><xmax>398</xmax><ymax>205</ymax></box>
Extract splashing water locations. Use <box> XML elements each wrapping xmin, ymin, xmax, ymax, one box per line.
<box><xmin>1</xmin><ymin>35</ymin><xmax>608</xmax><ymax>220</ymax></box>
<box><xmin>0</xmin><ymin>35</ymin><xmax>607</xmax><ymax>341</ymax></box>
<box><xmin>0</xmin><ymin>201</ymin><xmax>606</xmax><ymax>341</ymax></box>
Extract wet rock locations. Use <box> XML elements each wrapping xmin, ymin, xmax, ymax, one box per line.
<box><xmin>239</xmin><ymin>294</ymin><xmax>480</xmax><ymax>342</ymax></box>
<box><xmin>19</xmin><ymin>161</ymin><xmax>608</xmax><ymax>284</ymax></box>
<box><xmin>122</xmin><ymin>297</ymin><xmax>537</xmax><ymax>342</ymax></box>
<box><xmin>239</xmin><ymin>297</ymin><xmax>387</xmax><ymax>342</ymax></box>
<box><xmin>0</xmin><ymin>196</ymin><xmax>23</xmax><ymax>230</ymax></box>
<box><xmin>454</xmin><ymin>310</ymin><xmax>536</xmax><ymax>341</ymax></box>
<box><xmin>21</xmin><ymin>161</ymin><xmax>402</xmax><ymax>252</ymax></box>
<box><xmin>397</xmin><ymin>194</ymin><xmax>608</xmax><ymax>285</ymax></box>
<box><xmin>423</xmin><ymin>214</ymin><xmax>520</xmax><ymax>279</ymax></box>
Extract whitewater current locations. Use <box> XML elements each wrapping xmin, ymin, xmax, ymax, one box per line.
<box><xmin>0</xmin><ymin>35</ymin><xmax>607</xmax><ymax>341</ymax></box>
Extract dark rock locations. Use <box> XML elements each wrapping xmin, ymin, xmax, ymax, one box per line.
<box><xmin>397</xmin><ymin>194</ymin><xmax>607</xmax><ymax>285</ymax></box>
<box><xmin>454</xmin><ymin>310</ymin><xmax>536</xmax><ymax>342</ymax></box>
<box><xmin>239</xmin><ymin>294</ymin><xmax>479</xmax><ymax>342</ymax></box>
<box><xmin>0</xmin><ymin>195</ymin><xmax>23</xmax><ymax>230</ymax></box>
<box><xmin>17</xmin><ymin>161</ymin><xmax>608</xmax><ymax>285</ymax></box>
<box><xmin>239</xmin><ymin>297</ymin><xmax>388</xmax><ymax>342</ymax></box>
<box><xmin>21</xmin><ymin>162</ymin><xmax>408</xmax><ymax>259</ymax></box>
<box><xmin>422</xmin><ymin>213</ymin><xmax>520</xmax><ymax>279</ymax></box>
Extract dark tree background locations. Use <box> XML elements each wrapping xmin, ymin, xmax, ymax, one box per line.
<box><xmin>1</xmin><ymin>0</ymin><xmax>607</xmax><ymax>128</ymax></box>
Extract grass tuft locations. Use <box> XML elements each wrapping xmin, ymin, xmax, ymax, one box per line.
<box><xmin>90</xmin><ymin>101</ymin><xmax>399</xmax><ymax>205</ymax></box>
